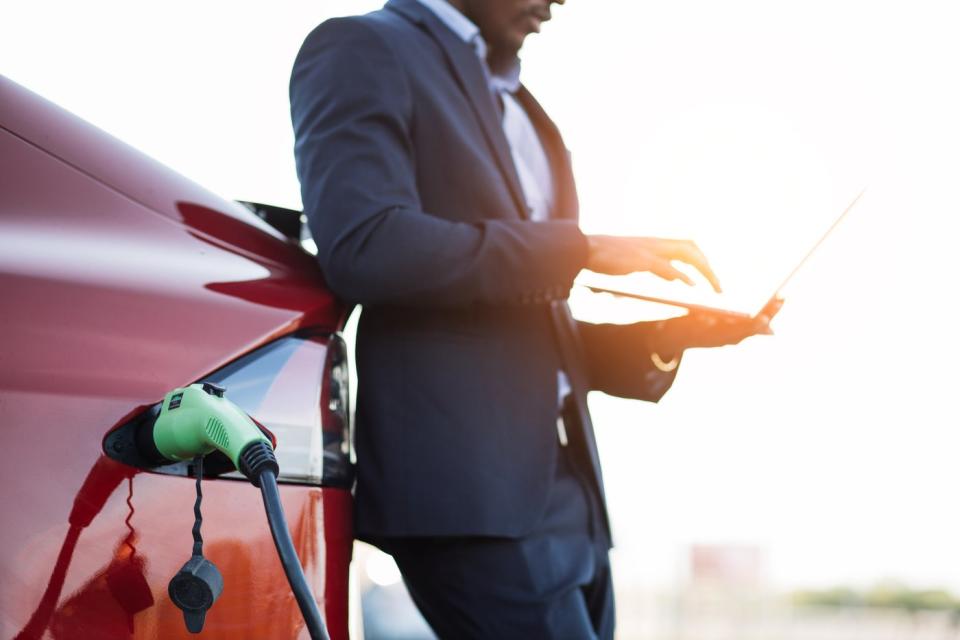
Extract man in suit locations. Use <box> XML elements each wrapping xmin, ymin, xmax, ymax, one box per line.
<box><xmin>290</xmin><ymin>1</ymin><xmax>777</xmax><ymax>637</ymax></box>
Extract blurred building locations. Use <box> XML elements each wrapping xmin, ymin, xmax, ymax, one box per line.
<box><xmin>690</xmin><ymin>544</ymin><xmax>765</xmax><ymax>588</ymax></box>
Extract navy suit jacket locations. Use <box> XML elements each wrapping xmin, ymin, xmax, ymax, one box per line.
<box><xmin>291</xmin><ymin>0</ymin><xmax>679</xmax><ymax>542</ymax></box>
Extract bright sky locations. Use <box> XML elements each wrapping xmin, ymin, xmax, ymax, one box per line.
<box><xmin>4</xmin><ymin>0</ymin><xmax>959</xmax><ymax>591</ymax></box>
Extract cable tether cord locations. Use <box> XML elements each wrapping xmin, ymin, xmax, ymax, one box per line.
<box><xmin>258</xmin><ymin>469</ymin><xmax>331</xmax><ymax>640</ymax></box>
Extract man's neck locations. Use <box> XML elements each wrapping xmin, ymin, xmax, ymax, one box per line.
<box><xmin>486</xmin><ymin>50</ymin><xmax>517</xmax><ymax>77</ymax></box>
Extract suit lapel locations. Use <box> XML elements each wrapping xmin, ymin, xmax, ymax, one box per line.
<box><xmin>387</xmin><ymin>0</ymin><xmax>529</xmax><ymax>219</ymax></box>
<box><xmin>513</xmin><ymin>86</ymin><xmax>579</xmax><ymax>222</ymax></box>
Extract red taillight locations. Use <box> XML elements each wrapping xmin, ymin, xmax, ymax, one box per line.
<box><xmin>320</xmin><ymin>334</ymin><xmax>352</xmax><ymax>486</ymax></box>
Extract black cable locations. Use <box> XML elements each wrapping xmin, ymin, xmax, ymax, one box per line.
<box><xmin>258</xmin><ymin>468</ymin><xmax>330</xmax><ymax>640</ymax></box>
<box><xmin>192</xmin><ymin>455</ymin><xmax>204</xmax><ymax>557</ymax></box>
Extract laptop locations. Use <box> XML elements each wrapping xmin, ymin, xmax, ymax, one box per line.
<box><xmin>575</xmin><ymin>189</ymin><xmax>867</xmax><ymax>319</ymax></box>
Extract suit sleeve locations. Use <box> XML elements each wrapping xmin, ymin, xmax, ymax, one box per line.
<box><xmin>577</xmin><ymin>321</ymin><xmax>681</xmax><ymax>402</ymax></box>
<box><xmin>290</xmin><ymin>18</ymin><xmax>589</xmax><ymax>307</ymax></box>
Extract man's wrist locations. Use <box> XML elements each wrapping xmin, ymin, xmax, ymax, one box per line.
<box><xmin>584</xmin><ymin>235</ymin><xmax>601</xmax><ymax>272</ymax></box>
<box><xmin>584</xmin><ymin>234</ymin><xmax>621</xmax><ymax>273</ymax></box>
<box><xmin>578</xmin><ymin>230</ymin><xmax>594</xmax><ymax>272</ymax></box>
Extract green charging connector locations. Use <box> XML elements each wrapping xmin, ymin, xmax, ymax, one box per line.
<box><xmin>152</xmin><ymin>382</ymin><xmax>271</xmax><ymax>474</ymax></box>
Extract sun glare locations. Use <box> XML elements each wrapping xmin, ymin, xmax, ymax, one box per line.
<box><xmin>4</xmin><ymin>0</ymin><xmax>958</xmax><ymax>605</ymax></box>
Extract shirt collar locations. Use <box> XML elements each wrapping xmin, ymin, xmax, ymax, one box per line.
<box><xmin>416</xmin><ymin>0</ymin><xmax>479</xmax><ymax>43</ymax></box>
<box><xmin>416</xmin><ymin>0</ymin><xmax>522</xmax><ymax>94</ymax></box>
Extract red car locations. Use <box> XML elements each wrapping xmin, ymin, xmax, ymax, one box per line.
<box><xmin>0</xmin><ymin>75</ymin><xmax>353</xmax><ymax>639</ymax></box>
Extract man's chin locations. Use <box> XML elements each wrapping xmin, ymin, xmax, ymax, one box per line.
<box><xmin>509</xmin><ymin>30</ymin><xmax>532</xmax><ymax>53</ymax></box>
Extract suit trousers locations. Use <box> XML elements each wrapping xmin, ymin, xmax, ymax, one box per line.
<box><xmin>373</xmin><ymin>432</ymin><xmax>614</xmax><ymax>640</ymax></box>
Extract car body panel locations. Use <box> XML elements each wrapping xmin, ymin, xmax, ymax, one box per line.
<box><xmin>4</xmin><ymin>452</ymin><xmax>352</xmax><ymax>640</ymax></box>
<box><xmin>0</xmin><ymin>77</ymin><xmax>351</xmax><ymax>639</ymax></box>
<box><xmin>0</xmin><ymin>75</ymin><xmax>280</xmax><ymax>240</ymax></box>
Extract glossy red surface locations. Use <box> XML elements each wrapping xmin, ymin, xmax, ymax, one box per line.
<box><xmin>0</xmin><ymin>76</ymin><xmax>283</xmax><ymax>240</ymax></box>
<box><xmin>8</xmin><ymin>457</ymin><xmax>352</xmax><ymax>640</ymax></box>
<box><xmin>0</xmin><ymin>78</ymin><xmax>352</xmax><ymax>638</ymax></box>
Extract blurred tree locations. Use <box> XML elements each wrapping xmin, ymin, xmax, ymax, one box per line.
<box><xmin>793</xmin><ymin>581</ymin><xmax>960</xmax><ymax>613</ymax></box>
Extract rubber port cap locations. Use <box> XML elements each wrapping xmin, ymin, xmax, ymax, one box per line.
<box><xmin>168</xmin><ymin>555</ymin><xmax>223</xmax><ymax>633</ymax></box>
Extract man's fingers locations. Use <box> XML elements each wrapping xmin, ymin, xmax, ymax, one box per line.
<box><xmin>668</xmin><ymin>299</ymin><xmax>778</xmax><ymax>351</ymax></box>
<box><xmin>759</xmin><ymin>296</ymin><xmax>785</xmax><ymax>319</ymax></box>
<box><xmin>681</xmin><ymin>241</ymin><xmax>723</xmax><ymax>293</ymax></box>
<box><xmin>768</xmin><ymin>297</ymin><xmax>785</xmax><ymax>318</ymax></box>
<box><xmin>658</xmin><ymin>239</ymin><xmax>723</xmax><ymax>293</ymax></box>
<box><xmin>754</xmin><ymin>314</ymin><xmax>774</xmax><ymax>335</ymax></box>
<box><xmin>651</xmin><ymin>259</ymin><xmax>695</xmax><ymax>286</ymax></box>
<box><xmin>703</xmin><ymin>314</ymin><xmax>772</xmax><ymax>344</ymax></box>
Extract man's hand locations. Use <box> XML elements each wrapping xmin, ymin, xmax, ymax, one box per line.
<box><xmin>652</xmin><ymin>297</ymin><xmax>785</xmax><ymax>359</ymax></box>
<box><xmin>586</xmin><ymin>235</ymin><xmax>722</xmax><ymax>293</ymax></box>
